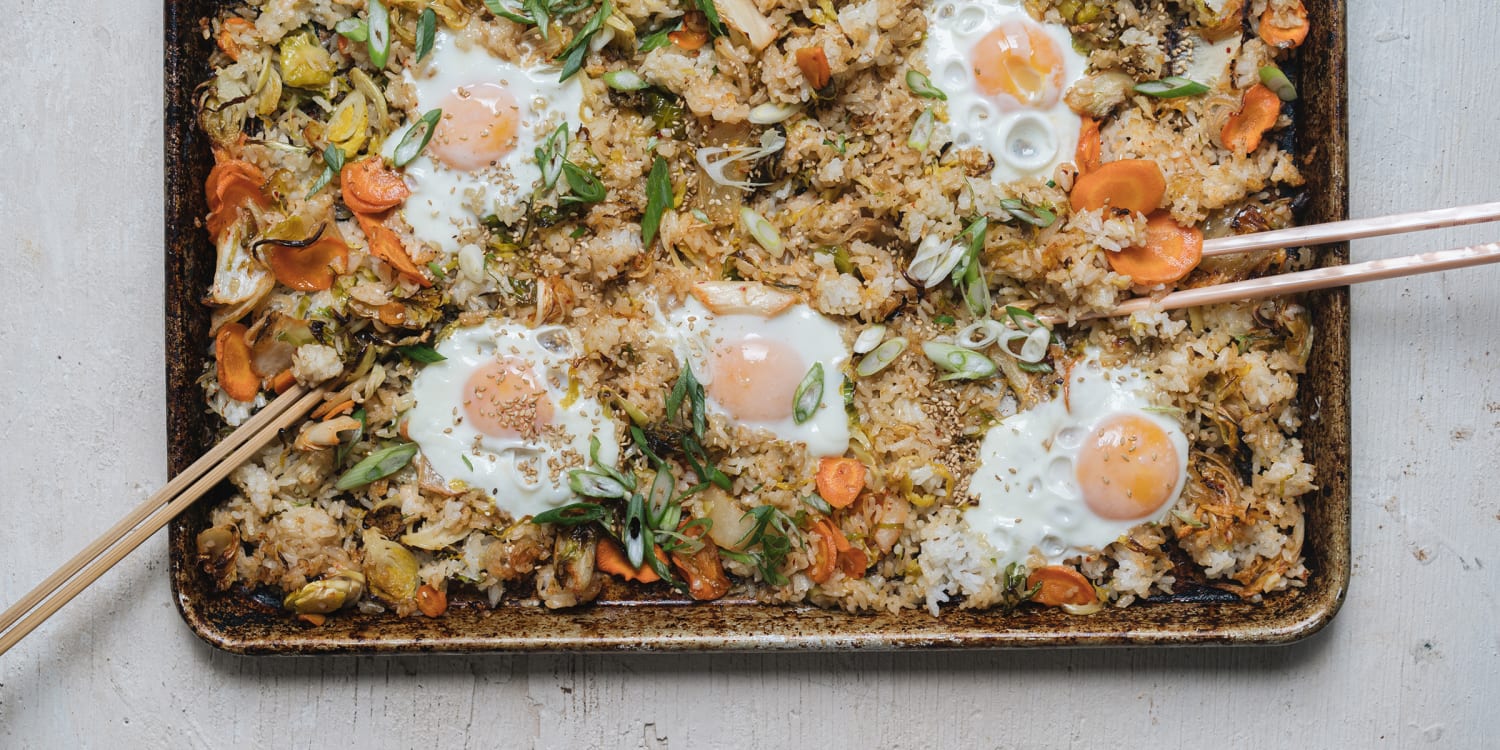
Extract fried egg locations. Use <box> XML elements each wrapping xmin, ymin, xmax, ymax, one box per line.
<box><xmin>406</xmin><ymin>319</ymin><xmax>617</xmax><ymax>519</ymax></box>
<box><xmin>661</xmin><ymin>297</ymin><xmax>850</xmax><ymax>458</ymax></box>
<box><xmin>383</xmin><ymin>29</ymin><xmax>585</xmax><ymax>256</ymax></box>
<box><xmin>966</xmin><ymin>351</ymin><xmax>1188</xmax><ymax>569</ymax></box>
<box><xmin>923</xmin><ymin>0</ymin><xmax>1088</xmax><ymax>183</ymax></box>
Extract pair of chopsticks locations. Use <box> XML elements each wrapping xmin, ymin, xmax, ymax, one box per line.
<box><xmin>2</xmin><ymin>202</ymin><xmax>1499</xmax><ymax>657</ymax></box>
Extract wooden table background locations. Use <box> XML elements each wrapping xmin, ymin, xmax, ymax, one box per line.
<box><xmin>2</xmin><ymin>1</ymin><xmax>1497</xmax><ymax>747</ymax></box>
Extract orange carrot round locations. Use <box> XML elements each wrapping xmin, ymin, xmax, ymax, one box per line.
<box><xmin>206</xmin><ymin>159</ymin><xmax>269</xmax><ymax>238</ymax></box>
<box><xmin>1107</xmin><ymin>211</ymin><xmax>1203</xmax><ymax>286</ymax></box>
<box><xmin>1069</xmin><ymin>159</ymin><xmax>1166</xmax><ymax>215</ymax></box>
<box><xmin>1075</xmin><ymin>116</ymin><xmax>1102</xmax><ymax>175</ymax></box>
<box><xmin>596</xmin><ymin>537</ymin><xmax>662</xmax><ymax>583</ymax></box>
<box><xmin>816</xmin><ymin>457</ymin><xmax>867</xmax><ymax>509</ymax></box>
<box><xmin>669</xmin><ymin>11</ymin><xmax>710</xmax><ymax>51</ymax></box>
<box><xmin>1221</xmin><ymin>83</ymin><xmax>1282</xmax><ymax>155</ymax></box>
<box><xmin>1026</xmin><ymin>565</ymin><xmax>1097</xmax><ymax>607</ymax></box>
<box><xmin>340</xmin><ymin>157</ymin><xmax>410</xmax><ymax>214</ymax></box>
<box><xmin>215</xmin><ymin>322</ymin><xmax>262</xmax><ymax>402</ymax></box>
<box><xmin>264</xmin><ymin>231</ymin><xmax>349</xmax><ymax>291</ymax></box>
<box><xmin>355</xmin><ymin>213</ymin><xmax>432</xmax><ymax>287</ymax></box>
<box><xmin>805</xmin><ymin>518</ymin><xmax>839</xmax><ymax>584</ymax></box>
<box><xmin>1259</xmin><ymin>0</ymin><xmax>1309</xmax><ymax>49</ymax></box>
<box><xmin>415</xmin><ymin>584</ymin><xmax>448</xmax><ymax>617</ymax></box>
<box><xmin>216</xmin><ymin>17</ymin><xmax>254</xmax><ymax>61</ymax></box>
<box><xmin>669</xmin><ymin>523</ymin><xmax>731</xmax><ymax>601</ymax></box>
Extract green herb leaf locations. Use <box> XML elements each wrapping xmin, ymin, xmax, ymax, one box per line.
<box><xmin>461</xmin><ymin>453</ymin><xmax>474</xmax><ymax>471</ymax></box>
<box><xmin>335</xmin><ymin>18</ymin><xmax>369</xmax><ymax>42</ymax></box>
<box><xmin>694</xmin><ymin>0</ymin><xmax>726</xmax><ymax>36</ymax></box>
<box><xmin>531</xmin><ymin>501</ymin><xmax>612</xmax><ymax>526</ymax></box>
<box><xmin>335</xmin><ymin>442</ymin><xmax>418</xmax><ymax>490</ymax></box>
<box><xmin>639</xmin><ymin>20</ymin><xmax>681</xmax><ymax>52</ymax></box>
<box><xmin>393</xmin><ymin>108</ymin><xmax>442</xmax><ymax>167</ymax></box>
<box><xmin>415</xmin><ymin>8</ymin><xmax>437</xmax><ymax>62</ymax></box>
<box><xmin>560</xmin><ymin>161</ymin><xmax>606</xmax><ymax>204</ymax></box>
<box><xmin>367</xmin><ymin>0</ymin><xmax>391</xmax><ymax>69</ymax></box>
<box><xmin>792</xmin><ymin>362</ymin><xmax>824</xmax><ymax>425</ymax></box>
<box><xmin>1133</xmin><ymin>76</ymin><xmax>1209</xmax><ymax>98</ymax></box>
<box><xmin>998</xmin><ymin>197</ymin><xmax>1057</xmax><ymax>228</ymax></box>
<box><xmin>397</xmin><ymin>344</ymin><xmax>446</xmax><ymax>363</ymax></box>
<box><xmin>641</xmin><ymin>155</ymin><xmax>671</xmax><ymax>247</ymax></box>
<box><xmin>306</xmin><ymin>167</ymin><xmax>336</xmax><ymax>198</ymax></box>
<box><xmin>802</xmin><ymin>494</ymin><xmax>833</xmax><ymax>516</ymax></box>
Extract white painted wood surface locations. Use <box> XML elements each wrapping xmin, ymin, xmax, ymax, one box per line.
<box><xmin>2</xmin><ymin>2</ymin><xmax>1497</xmax><ymax>747</ymax></box>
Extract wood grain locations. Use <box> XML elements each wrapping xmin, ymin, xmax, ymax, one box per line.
<box><xmin>1</xmin><ymin>2</ymin><xmax>1496</xmax><ymax>749</ymax></box>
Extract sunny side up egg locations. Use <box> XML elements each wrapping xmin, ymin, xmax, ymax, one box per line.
<box><xmin>661</xmin><ymin>297</ymin><xmax>851</xmax><ymax>458</ymax></box>
<box><xmin>966</xmin><ymin>351</ymin><xmax>1189</xmax><ymax>569</ymax></box>
<box><xmin>382</xmin><ymin>28</ymin><xmax>585</xmax><ymax>256</ymax></box>
<box><xmin>406</xmin><ymin>320</ymin><xmax>617</xmax><ymax>519</ymax></box>
<box><xmin>924</xmin><ymin>0</ymin><xmax>1088</xmax><ymax>184</ymax></box>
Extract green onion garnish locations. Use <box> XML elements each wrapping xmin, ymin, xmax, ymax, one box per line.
<box><xmin>855</xmin><ymin>336</ymin><xmax>908</xmax><ymax>378</ymax></box>
<box><xmin>603</xmin><ymin>70</ymin><xmax>650</xmax><ymax>91</ymax></box>
<box><xmin>367</xmin><ymin>0</ymin><xmax>390</xmax><ymax>69</ymax></box>
<box><xmin>740</xmin><ymin>207</ymin><xmax>783</xmax><ymax>254</ymax></box>
<box><xmin>393</xmin><ymin>108</ymin><xmax>442</xmax><ymax>167</ymax></box>
<box><xmin>397</xmin><ymin>344</ymin><xmax>445</xmax><ymax>363</ymax></box>
<box><xmin>1133</xmin><ymin>76</ymin><xmax>1209</xmax><ymax>98</ymax></box>
<box><xmin>561</xmin><ymin>162</ymin><xmax>606</xmax><ymax>204</ymax></box>
<box><xmin>922</xmin><ymin>341</ymin><xmax>998</xmax><ymax>381</ymax></box>
<box><xmin>334</xmin><ymin>18</ymin><xmax>369</xmax><ymax>42</ymax></box>
<box><xmin>531</xmin><ymin>502</ymin><xmax>612</xmax><ymax>526</ymax></box>
<box><xmin>568</xmin><ymin>469</ymin><xmax>630</xmax><ymax>499</ymax></box>
<box><xmin>908</xmin><ymin>107</ymin><xmax>935</xmax><ymax>152</ymax></box>
<box><xmin>334</xmin><ymin>442</ymin><xmax>417</xmax><ymax>490</ymax></box>
<box><xmin>792</xmin><ymin>362</ymin><xmax>825</xmax><ymax>424</ymax></box>
<box><xmin>641</xmin><ymin>155</ymin><xmax>671</xmax><ymax>247</ymax></box>
<box><xmin>414</xmin><ymin>8</ymin><xmax>436</xmax><ymax>63</ymax></box>
<box><xmin>1258</xmin><ymin>65</ymin><xmax>1298</xmax><ymax>101</ymax></box>
<box><xmin>905</xmin><ymin>69</ymin><xmax>947</xmax><ymax>100</ymax></box>
<box><xmin>999</xmin><ymin>197</ymin><xmax>1057</xmax><ymax>228</ymax></box>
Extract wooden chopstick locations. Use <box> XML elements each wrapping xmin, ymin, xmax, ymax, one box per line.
<box><xmin>1087</xmin><ymin>241</ymin><xmax>1500</xmax><ymax>322</ymax></box>
<box><xmin>1202</xmin><ymin>201</ymin><xmax>1500</xmax><ymax>257</ymax></box>
<box><xmin>0</xmin><ymin>385</ymin><xmax>325</xmax><ymax>657</ymax></box>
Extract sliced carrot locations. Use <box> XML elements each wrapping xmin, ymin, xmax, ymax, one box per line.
<box><xmin>321</xmin><ymin>399</ymin><xmax>356</xmax><ymax>420</ymax></box>
<box><xmin>378</xmin><ymin>301</ymin><xmax>407</xmax><ymax>327</ymax></box>
<box><xmin>1075</xmin><ymin>116</ymin><xmax>1102</xmax><ymax>175</ymax></box>
<box><xmin>670</xmin><ymin>523</ymin><xmax>731</xmax><ymax>601</ymax></box>
<box><xmin>596</xmin><ymin>537</ymin><xmax>661</xmax><ymax>583</ymax></box>
<box><xmin>205</xmin><ymin>159</ymin><xmax>269</xmax><ymax>238</ymax></box>
<box><xmin>1202</xmin><ymin>0</ymin><xmax>1245</xmax><ymax>41</ymax></box>
<box><xmin>296</xmin><ymin>613</ymin><xmax>327</xmax><ymax>626</ymax></box>
<box><xmin>1026</xmin><ymin>565</ymin><xmax>1098</xmax><ymax>607</ymax></box>
<box><xmin>1107</xmin><ymin>211</ymin><xmax>1203</xmax><ymax>286</ymax></box>
<box><xmin>271</xmin><ymin>368</ymin><xmax>297</xmax><ymax>394</ymax></box>
<box><xmin>805</xmin><ymin>518</ymin><xmax>839</xmax><ymax>584</ymax></box>
<box><xmin>355</xmin><ymin>213</ymin><xmax>432</xmax><ymax>287</ymax></box>
<box><xmin>215</xmin><ymin>322</ymin><xmax>262</xmax><ymax>402</ymax></box>
<box><xmin>264</xmin><ymin>231</ymin><xmax>349</xmax><ymax>292</ymax></box>
<box><xmin>1259</xmin><ymin>0</ymin><xmax>1309</xmax><ymax>49</ymax></box>
<box><xmin>669</xmin><ymin>11</ymin><xmax>709</xmax><ymax>51</ymax></box>
<box><xmin>1069</xmin><ymin>159</ymin><xmax>1166</xmax><ymax>215</ymax></box>
<box><xmin>415</xmin><ymin>584</ymin><xmax>448</xmax><ymax>617</ymax></box>
<box><xmin>815</xmin><ymin>457</ymin><xmax>867</xmax><ymax>509</ymax></box>
<box><xmin>340</xmin><ymin>157</ymin><xmax>410</xmax><ymax>214</ymax></box>
<box><xmin>1221</xmin><ymin>83</ymin><xmax>1282</xmax><ymax>155</ymax></box>
<box><xmin>216</xmin><ymin>17</ymin><xmax>254</xmax><ymax>61</ymax></box>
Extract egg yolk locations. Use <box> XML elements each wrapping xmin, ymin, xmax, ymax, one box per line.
<box><xmin>970</xmin><ymin>20</ymin><xmax>1065</xmax><ymax>109</ymax></box>
<box><xmin>429</xmin><ymin>83</ymin><xmax>520</xmax><ymax>172</ymax></box>
<box><xmin>462</xmin><ymin>357</ymin><xmax>554</xmax><ymax>439</ymax></box>
<box><xmin>1075</xmin><ymin>413</ymin><xmax>1180</xmax><ymax>520</ymax></box>
<box><xmin>707</xmin><ymin>336</ymin><xmax>807</xmax><ymax>423</ymax></box>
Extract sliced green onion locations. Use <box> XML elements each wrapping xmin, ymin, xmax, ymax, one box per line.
<box><xmin>603</xmin><ymin>70</ymin><xmax>650</xmax><ymax>91</ymax></box>
<box><xmin>641</xmin><ymin>155</ymin><xmax>671</xmax><ymax>247</ymax></box>
<box><xmin>335</xmin><ymin>18</ymin><xmax>369</xmax><ymax>42</ymax></box>
<box><xmin>531</xmin><ymin>502</ymin><xmax>611</xmax><ymax>526</ymax></box>
<box><xmin>1258</xmin><ymin>65</ymin><xmax>1298</xmax><ymax>101</ymax></box>
<box><xmin>561</xmin><ymin>161</ymin><xmax>606</xmax><ymax>204</ymax></box>
<box><xmin>334</xmin><ymin>442</ymin><xmax>417</xmax><ymax>490</ymax></box>
<box><xmin>536</xmin><ymin>122</ymin><xmax>568</xmax><ymax>191</ymax></box>
<box><xmin>747</xmin><ymin>102</ymin><xmax>800</xmax><ymax>124</ymax></box>
<box><xmin>853</xmin><ymin>324</ymin><xmax>886</xmax><ymax>354</ymax></box>
<box><xmin>568</xmin><ymin>469</ymin><xmax>629</xmax><ymax>499</ymax></box>
<box><xmin>907</xmin><ymin>235</ymin><xmax>964</xmax><ymax>288</ymax></box>
<box><xmin>1133</xmin><ymin>76</ymin><xmax>1209</xmax><ymax>98</ymax></box>
<box><xmin>1005</xmin><ymin>305</ymin><xmax>1049</xmax><ymax>333</ymax></box>
<box><xmin>740</xmin><ymin>207</ymin><xmax>782</xmax><ymax>254</ymax></box>
<box><xmin>855</xmin><ymin>336</ymin><xmax>908</xmax><ymax>377</ymax></box>
<box><xmin>792</xmin><ymin>362</ymin><xmax>825</xmax><ymax>424</ymax></box>
<box><xmin>905</xmin><ymin>69</ymin><xmax>947</xmax><ymax>100</ymax></box>
<box><xmin>556</xmin><ymin>0</ymin><xmax>612</xmax><ymax>82</ymax></box>
<box><xmin>393</xmin><ymin>108</ymin><xmax>442</xmax><ymax>167</ymax></box>
<box><xmin>624</xmin><ymin>493</ymin><xmax>648</xmax><ymax>567</ymax></box>
<box><xmin>646</xmin><ymin>469</ymin><xmax>675</xmax><ymax>527</ymax></box>
<box><xmin>803</xmin><ymin>494</ymin><xmax>834</xmax><ymax>515</ymax></box>
<box><xmin>999</xmin><ymin>197</ymin><xmax>1057</xmax><ymax>228</ymax></box>
<box><xmin>908</xmin><ymin>107</ymin><xmax>935</xmax><ymax>152</ymax></box>
<box><xmin>367</xmin><ymin>0</ymin><xmax>390</xmax><ymax>70</ymax></box>
<box><xmin>922</xmin><ymin>341</ymin><xmax>997</xmax><ymax>381</ymax></box>
<box><xmin>414</xmin><ymin>8</ymin><xmax>437</xmax><ymax>63</ymax></box>
<box><xmin>397</xmin><ymin>344</ymin><xmax>445</xmax><ymax>363</ymax></box>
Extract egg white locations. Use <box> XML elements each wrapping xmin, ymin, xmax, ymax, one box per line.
<box><xmin>383</xmin><ymin>28</ymin><xmax>585</xmax><ymax>256</ymax></box>
<box><xmin>406</xmin><ymin>319</ymin><xmax>617</xmax><ymax>519</ymax></box>
<box><xmin>965</xmin><ymin>351</ymin><xmax>1189</xmax><ymax>569</ymax></box>
<box><xmin>923</xmin><ymin>0</ymin><xmax>1088</xmax><ymax>184</ymax></box>
<box><xmin>661</xmin><ymin>298</ymin><xmax>851</xmax><ymax>458</ymax></box>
